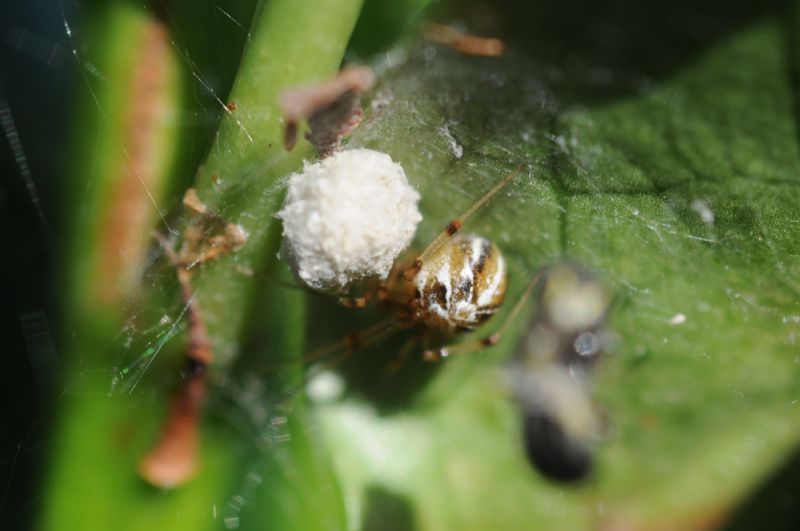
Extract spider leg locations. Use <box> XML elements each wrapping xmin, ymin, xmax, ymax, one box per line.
<box><xmin>403</xmin><ymin>164</ymin><xmax>526</xmax><ymax>281</ymax></box>
<box><xmin>268</xmin><ymin>312</ymin><xmax>409</xmax><ymax>369</ymax></box>
<box><xmin>385</xmin><ymin>334</ymin><xmax>421</xmax><ymax>374</ymax></box>
<box><xmin>267</xmin><ymin>313</ymin><xmax>413</xmax><ymax>410</ymax></box>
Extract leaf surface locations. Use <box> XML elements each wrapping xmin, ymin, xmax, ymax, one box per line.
<box><xmin>310</xmin><ymin>11</ymin><xmax>800</xmax><ymax>530</ymax></box>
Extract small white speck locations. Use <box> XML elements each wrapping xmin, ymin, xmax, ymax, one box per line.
<box><xmin>370</xmin><ymin>89</ymin><xmax>393</xmax><ymax>110</ymax></box>
<box><xmin>306</xmin><ymin>370</ymin><xmax>345</xmax><ymax>402</ymax></box>
<box><xmin>668</xmin><ymin>313</ymin><xmax>687</xmax><ymax>325</ymax></box>
<box><xmin>596</xmin><ymin>502</ymin><xmax>605</xmax><ymax>516</ymax></box>
<box><xmin>229</xmin><ymin>495</ymin><xmax>245</xmax><ymax>511</ymax></box>
<box><xmin>235</xmin><ymin>265</ymin><xmax>254</xmax><ymax>277</ymax></box>
<box><xmin>270</xmin><ymin>415</ymin><xmax>287</xmax><ymax>426</ymax></box>
<box><xmin>782</xmin><ymin>315</ymin><xmax>800</xmax><ymax>324</ymax></box>
<box><xmin>439</xmin><ymin>123</ymin><xmax>463</xmax><ymax>159</ymax></box>
<box><xmin>574</xmin><ymin>332</ymin><xmax>601</xmax><ymax>357</ymax></box>
<box><xmin>274</xmin><ymin>432</ymin><xmax>292</xmax><ymax>444</ymax></box>
<box><xmin>691</xmin><ymin>199</ymin><xmax>715</xmax><ymax>224</ymax></box>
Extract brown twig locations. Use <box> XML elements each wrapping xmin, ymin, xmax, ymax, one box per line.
<box><xmin>138</xmin><ymin>189</ymin><xmax>246</xmax><ymax>488</ymax></box>
<box><xmin>422</xmin><ymin>22</ymin><xmax>505</xmax><ymax>57</ymax></box>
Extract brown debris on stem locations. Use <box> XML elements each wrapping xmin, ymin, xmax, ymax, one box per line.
<box><xmin>138</xmin><ymin>369</ymin><xmax>206</xmax><ymax>487</ymax></box>
<box><xmin>180</xmin><ymin>188</ymin><xmax>248</xmax><ymax>268</ymax></box>
<box><xmin>280</xmin><ymin>65</ymin><xmax>375</xmax><ymax>157</ymax></box>
<box><xmin>138</xmin><ymin>188</ymin><xmax>246</xmax><ymax>488</ymax></box>
<box><xmin>422</xmin><ymin>22</ymin><xmax>505</xmax><ymax>57</ymax></box>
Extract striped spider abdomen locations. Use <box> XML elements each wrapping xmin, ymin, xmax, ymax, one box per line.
<box><xmin>413</xmin><ymin>234</ymin><xmax>507</xmax><ymax>332</ymax></box>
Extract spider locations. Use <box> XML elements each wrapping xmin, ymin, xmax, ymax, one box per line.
<box><xmin>140</xmin><ymin>164</ymin><xmax>530</xmax><ymax>488</ymax></box>
<box><xmin>287</xmin><ymin>163</ymin><xmax>539</xmax><ymax>380</ymax></box>
<box><xmin>287</xmin><ymin>184</ymin><xmax>615</xmax><ymax>485</ymax></box>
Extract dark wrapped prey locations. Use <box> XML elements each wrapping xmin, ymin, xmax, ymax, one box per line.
<box><xmin>509</xmin><ymin>263</ymin><xmax>613</xmax><ymax>483</ymax></box>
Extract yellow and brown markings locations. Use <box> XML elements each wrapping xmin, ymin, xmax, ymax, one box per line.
<box><xmin>414</xmin><ymin>234</ymin><xmax>507</xmax><ymax>331</ymax></box>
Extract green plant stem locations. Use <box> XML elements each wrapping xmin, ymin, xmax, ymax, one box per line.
<box><xmin>189</xmin><ymin>0</ymin><xmax>365</xmax><ymax>366</ymax></box>
<box><xmin>66</xmin><ymin>3</ymin><xmax>181</xmax><ymax>331</ymax></box>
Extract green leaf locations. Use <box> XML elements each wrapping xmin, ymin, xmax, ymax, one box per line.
<box><xmin>305</xmin><ymin>7</ymin><xmax>800</xmax><ymax>531</ymax></box>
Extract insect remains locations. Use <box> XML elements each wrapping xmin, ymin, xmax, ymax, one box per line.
<box><xmin>507</xmin><ymin>263</ymin><xmax>613</xmax><ymax>483</ymax></box>
<box><xmin>138</xmin><ymin>188</ymin><xmax>247</xmax><ymax>488</ymax></box>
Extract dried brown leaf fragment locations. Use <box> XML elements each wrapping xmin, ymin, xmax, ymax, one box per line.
<box><xmin>280</xmin><ymin>65</ymin><xmax>375</xmax><ymax>156</ymax></box>
<box><xmin>422</xmin><ymin>22</ymin><xmax>505</xmax><ymax>57</ymax></box>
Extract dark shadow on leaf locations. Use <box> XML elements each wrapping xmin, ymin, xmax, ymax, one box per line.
<box><xmin>362</xmin><ymin>485</ymin><xmax>418</xmax><ymax>531</ymax></box>
<box><xmin>304</xmin><ymin>294</ymin><xmax>445</xmax><ymax>415</ymax></box>
<box><xmin>458</xmin><ymin>0</ymin><xmax>787</xmax><ymax>103</ymax></box>
<box><xmin>723</xmin><ymin>447</ymin><xmax>800</xmax><ymax>531</ymax></box>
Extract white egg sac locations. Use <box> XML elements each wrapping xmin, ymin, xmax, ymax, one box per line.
<box><xmin>277</xmin><ymin>148</ymin><xmax>422</xmax><ymax>294</ymax></box>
